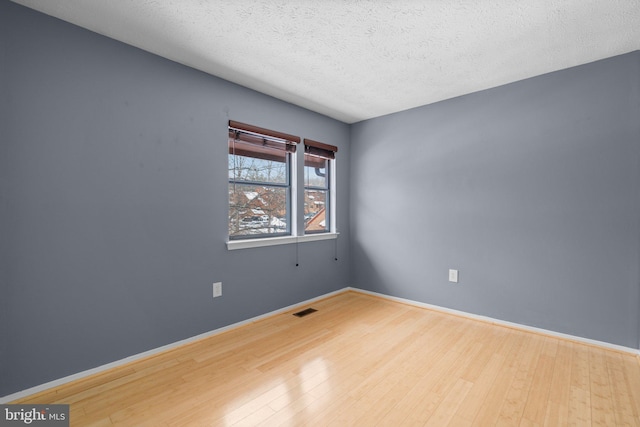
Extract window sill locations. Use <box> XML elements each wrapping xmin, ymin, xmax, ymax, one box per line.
<box><xmin>227</xmin><ymin>232</ymin><xmax>339</xmax><ymax>251</ymax></box>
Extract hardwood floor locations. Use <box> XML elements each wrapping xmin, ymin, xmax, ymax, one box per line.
<box><xmin>13</xmin><ymin>291</ymin><xmax>640</xmax><ymax>426</ymax></box>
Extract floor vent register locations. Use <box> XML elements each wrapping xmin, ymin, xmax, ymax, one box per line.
<box><xmin>293</xmin><ymin>308</ymin><xmax>317</xmax><ymax>317</ymax></box>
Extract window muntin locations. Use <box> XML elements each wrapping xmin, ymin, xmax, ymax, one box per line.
<box><xmin>228</xmin><ymin>122</ymin><xmax>297</xmax><ymax>240</ymax></box>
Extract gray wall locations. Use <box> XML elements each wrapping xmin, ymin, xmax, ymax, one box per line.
<box><xmin>1</xmin><ymin>1</ymin><xmax>350</xmax><ymax>396</ymax></box>
<box><xmin>350</xmin><ymin>51</ymin><xmax>640</xmax><ymax>349</ymax></box>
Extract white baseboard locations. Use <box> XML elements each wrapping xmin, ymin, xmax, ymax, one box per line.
<box><xmin>0</xmin><ymin>288</ymin><xmax>349</xmax><ymax>403</ymax></box>
<box><xmin>348</xmin><ymin>287</ymin><xmax>640</xmax><ymax>356</ymax></box>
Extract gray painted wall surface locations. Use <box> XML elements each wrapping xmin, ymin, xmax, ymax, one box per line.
<box><xmin>1</xmin><ymin>1</ymin><xmax>350</xmax><ymax>396</ymax></box>
<box><xmin>350</xmin><ymin>51</ymin><xmax>640</xmax><ymax>349</ymax></box>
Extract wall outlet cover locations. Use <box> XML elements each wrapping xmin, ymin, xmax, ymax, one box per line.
<box><xmin>448</xmin><ymin>269</ymin><xmax>459</xmax><ymax>283</ymax></box>
<box><xmin>213</xmin><ymin>282</ymin><xmax>222</xmax><ymax>298</ymax></box>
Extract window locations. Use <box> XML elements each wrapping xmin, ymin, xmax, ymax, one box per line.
<box><xmin>228</xmin><ymin>121</ymin><xmax>300</xmax><ymax>240</ymax></box>
<box><xmin>227</xmin><ymin>121</ymin><xmax>338</xmax><ymax>248</ymax></box>
<box><xmin>304</xmin><ymin>139</ymin><xmax>337</xmax><ymax>234</ymax></box>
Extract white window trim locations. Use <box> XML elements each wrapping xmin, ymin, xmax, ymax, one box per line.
<box><xmin>227</xmin><ymin>154</ymin><xmax>337</xmax><ymax>251</ymax></box>
<box><xmin>227</xmin><ymin>125</ymin><xmax>338</xmax><ymax>250</ymax></box>
<box><xmin>291</xmin><ymin>149</ymin><xmax>299</xmax><ymax>234</ymax></box>
<box><xmin>227</xmin><ymin>232</ymin><xmax>339</xmax><ymax>251</ymax></box>
<box><xmin>329</xmin><ymin>156</ymin><xmax>337</xmax><ymax>233</ymax></box>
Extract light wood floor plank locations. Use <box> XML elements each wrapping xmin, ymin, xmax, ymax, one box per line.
<box><xmin>11</xmin><ymin>291</ymin><xmax>640</xmax><ymax>426</ymax></box>
<box><xmin>606</xmin><ymin>352</ymin><xmax>639</xmax><ymax>426</ymax></box>
<box><xmin>521</xmin><ymin>338</ymin><xmax>557</xmax><ymax>425</ymax></box>
<box><xmin>469</xmin><ymin>330</ymin><xmax>526</xmax><ymax>426</ymax></box>
<box><xmin>544</xmin><ymin>340</ymin><xmax>573</xmax><ymax>426</ymax></box>
<box><xmin>495</xmin><ymin>334</ymin><xmax>545</xmax><ymax>426</ymax></box>
<box><xmin>588</xmin><ymin>347</ymin><xmax>616</xmax><ymax>426</ymax></box>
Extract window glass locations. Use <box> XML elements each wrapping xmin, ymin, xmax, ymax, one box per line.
<box><xmin>229</xmin><ymin>152</ymin><xmax>287</xmax><ymax>184</ymax></box>
<box><xmin>304</xmin><ymin>155</ymin><xmax>329</xmax><ymax>233</ymax></box>
<box><xmin>304</xmin><ymin>157</ymin><xmax>328</xmax><ymax>188</ymax></box>
<box><xmin>228</xmin><ymin>127</ymin><xmax>291</xmax><ymax>240</ymax></box>
<box><xmin>229</xmin><ymin>183</ymin><xmax>288</xmax><ymax>238</ymax></box>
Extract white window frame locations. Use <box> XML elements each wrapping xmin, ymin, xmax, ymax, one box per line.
<box><xmin>303</xmin><ymin>155</ymin><xmax>331</xmax><ymax>235</ymax></box>
<box><xmin>227</xmin><ymin>125</ymin><xmax>338</xmax><ymax>250</ymax></box>
<box><xmin>228</xmin><ymin>152</ymin><xmax>292</xmax><ymax>240</ymax></box>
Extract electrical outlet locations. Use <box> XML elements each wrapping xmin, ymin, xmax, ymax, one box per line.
<box><xmin>448</xmin><ymin>269</ymin><xmax>459</xmax><ymax>283</ymax></box>
<box><xmin>213</xmin><ymin>282</ymin><xmax>222</xmax><ymax>298</ymax></box>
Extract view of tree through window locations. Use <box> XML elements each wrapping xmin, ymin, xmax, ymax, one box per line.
<box><xmin>228</xmin><ymin>149</ymin><xmax>290</xmax><ymax>239</ymax></box>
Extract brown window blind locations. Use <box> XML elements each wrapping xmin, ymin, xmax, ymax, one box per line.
<box><xmin>304</xmin><ymin>139</ymin><xmax>338</xmax><ymax>168</ymax></box>
<box><xmin>229</xmin><ymin>120</ymin><xmax>301</xmax><ymax>162</ymax></box>
<box><xmin>304</xmin><ymin>139</ymin><xmax>337</xmax><ymax>159</ymax></box>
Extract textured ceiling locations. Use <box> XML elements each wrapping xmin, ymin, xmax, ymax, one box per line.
<box><xmin>12</xmin><ymin>0</ymin><xmax>640</xmax><ymax>123</ymax></box>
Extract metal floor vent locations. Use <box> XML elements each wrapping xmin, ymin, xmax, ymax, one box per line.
<box><xmin>293</xmin><ymin>308</ymin><xmax>317</xmax><ymax>317</ymax></box>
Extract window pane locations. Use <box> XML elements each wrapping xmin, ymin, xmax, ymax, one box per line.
<box><xmin>229</xmin><ymin>183</ymin><xmax>288</xmax><ymax>238</ymax></box>
<box><xmin>304</xmin><ymin>155</ymin><xmax>328</xmax><ymax>188</ymax></box>
<box><xmin>229</xmin><ymin>153</ymin><xmax>287</xmax><ymax>184</ymax></box>
<box><xmin>304</xmin><ymin>189</ymin><xmax>328</xmax><ymax>233</ymax></box>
